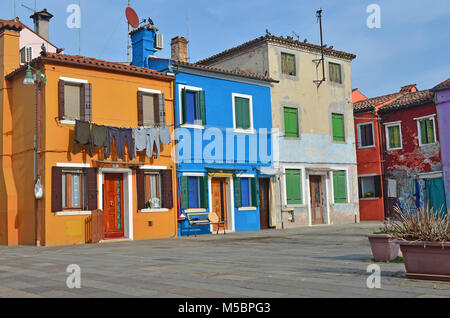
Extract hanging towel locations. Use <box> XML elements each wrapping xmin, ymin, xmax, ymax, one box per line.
<box><xmin>89</xmin><ymin>124</ymin><xmax>107</xmax><ymax>157</ymax></box>
<box><xmin>159</xmin><ymin>126</ymin><xmax>171</xmax><ymax>145</ymax></box>
<box><xmin>73</xmin><ymin>120</ymin><xmax>91</xmax><ymax>153</ymax></box>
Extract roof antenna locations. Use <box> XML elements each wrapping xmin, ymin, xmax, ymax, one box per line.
<box><xmin>313</xmin><ymin>9</ymin><xmax>326</xmax><ymax>88</ymax></box>
<box><xmin>292</xmin><ymin>31</ymin><xmax>300</xmax><ymax>41</ymax></box>
<box><xmin>186</xmin><ymin>0</ymin><xmax>191</xmax><ymax>62</ymax></box>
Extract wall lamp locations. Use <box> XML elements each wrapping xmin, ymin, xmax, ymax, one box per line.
<box><xmin>23</xmin><ymin>65</ymin><xmax>47</xmax><ymax>85</ymax></box>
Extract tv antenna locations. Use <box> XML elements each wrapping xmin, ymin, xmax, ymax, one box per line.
<box><xmin>21</xmin><ymin>4</ymin><xmax>36</xmax><ymax>13</ymax></box>
<box><xmin>292</xmin><ymin>31</ymin><xmax>300</xmax><ymax>41</ymax></box>
<box><xmin>186</xmin><ymin>0</ymin><xmax>191</xmax><ymax>62</ymax></box>
<box><xmin>313</xmin><ymin>9</ymin><xmax>326</xmax><ymax>88</ymax></box>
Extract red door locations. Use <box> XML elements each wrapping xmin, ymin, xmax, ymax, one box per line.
<box><xmin>103</xmin><ymin>174</ymin><xmax>125</xmax><ymax>239</ymax></box>
<box><xmin>211</xmin><ymin>178</ymin><xmax>228</xmax><ymax>231</ymax></box>
<box><xmin>259</xmin><ymin>178</ymin><xmax>271</xmax><ymax>230</ymax></box>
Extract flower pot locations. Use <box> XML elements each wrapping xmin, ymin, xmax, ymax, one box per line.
<box><xmin>367</xmin><ymin>234</ymin><xmax>401</xmax><ymax>262</ymax></box>
<box><xmin>397</xmin><ymin>241</ymin><xmax>450</xmax><ymax>282</ymax></box>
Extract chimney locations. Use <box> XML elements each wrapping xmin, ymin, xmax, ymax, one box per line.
<box><xmin>171</xmin><ymin>36</ymin><xmax>188</xmax><ymax>62</ymax></box>
<box><xmin>130</xmin><ymin>24</ymin><xmax>158</xmax><ymax>68</ymax></box>
<box><xmin>400</xmin><ymin>84</ymin><xmax>418</xmax><ymax>94</ymax></box>
<box><xmin>30</xmin><ymin>8</ymin><xmax>53</xmax><ymax>41</ymax></box>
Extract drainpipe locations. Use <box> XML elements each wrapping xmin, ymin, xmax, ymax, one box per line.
<box><xmin>35</xmin><ymin>78</ymin><xmax>42</xmax><ymax>246</ymax></box>
<box><xmin>377</xmin><ymin>114</ymin><xmax>388</xmax><ymax>219</ymax></box>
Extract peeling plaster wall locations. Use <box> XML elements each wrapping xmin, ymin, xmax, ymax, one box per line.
<box><xmin>382</xmin><ymin>103</ymin><xmax>443</xmax><ymax>215</ymax></box>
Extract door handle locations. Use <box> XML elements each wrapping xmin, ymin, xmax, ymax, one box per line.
<box><xmin>109</xmin><ymin>201</ymin><xmax>114</xmax><ymax>207</ymax></box>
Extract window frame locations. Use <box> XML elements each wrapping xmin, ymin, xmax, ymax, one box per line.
<box><xmin>328</xmin><ymin>62</ymin><xmax>342</xmax><ymax>84</ymax></box>
<box><xmin>232</xmin><ymin>93</ymin><xmax>254</xmax><ymax>134</ymax></box>
<box><xmin>143</xmin><ymin>171</ymin><xmax>162</xmax><ymax>209</ymax></box>
<box><xmin>178</xmin><ymin>84</ymin><xmax>205</xmax><ymax>129</ymax></box>
<box><xmin>62</xmin><ymin>169</ymin><xmax>85</xmax><ymax>211</ymax></box>
<box><xmin>357</xmin><ymin>122</ymin><xmax>375</xmax><ymax>149</ymax></box>
<box><xmin>138</xmin><ymin>88</ymin><xmax>163</xmax><ymax>128</ymax></box>
<box><xmin>240</xmin><ymin>177</ymin><xmax>253</xmax><ymax>208</ymax></box>
<box><xmin>281</xmin><ymin>52</ymin><xmax>297</xmax><ymax>76</ymax></box>
<box><xmin>416</xmin><ymin>115</ymin><xmax>437</xmax><ymax>147</ymax></box>
<box><xmin>59</xmin><ymin>77</ymin><xmax>90</xmax><ymax>125</ymax></box>
<box><xmin>384</xmin><ymin>121</ymin><xmax>403</xmax><ymax>151</ymax></box>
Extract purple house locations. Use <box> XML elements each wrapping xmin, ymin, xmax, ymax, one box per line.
<box><xmin>433</xmin><ymin>78</ymin><xmax>450</xmax><ymax>210</ymax></box>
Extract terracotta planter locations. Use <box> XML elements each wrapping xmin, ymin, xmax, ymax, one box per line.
<box><xmin>367</xmin><ymin>234</ymin><xmax>401</xmax><ymax>262</ymax></box>
<box><xmin>397</xmin><ymin>241</ymin><xmax>450</xmax><ymax>282</ymax></box>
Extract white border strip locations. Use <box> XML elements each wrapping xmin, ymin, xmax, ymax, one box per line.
<box><xmin>60</xmin><ymin>77</ymin><xmax>89</xmax><ymax>84</ymax></box>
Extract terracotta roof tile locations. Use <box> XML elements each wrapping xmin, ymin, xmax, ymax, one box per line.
<box><xmin>197</xmin><ymin>34</ymin><xmax>356</xmax><ymax>66</ymax></box>
<box><xmin>378</xmin><ymin>90</ymin><xmax>434</xmax><ymax>113</ymax></box>
<box><xmin>6</xmin><ymin>52</ymin><xmax>174</xmax><ymax>81</ymax></box>
<box><xmin>433</xmin><ymin>78</ymin><xmax>450</xmax><ymax>90</ymax></box>
<box><xmin>0</xmin><ymin>19</ymin><xmax>23</xmax><ymax>32</ymax></box>
<box><xmin>353</xmin><ymin>92</ymin><xmax>404</xmax><ymax>113</ymax></box>
<box><xmin>173</xmin><ymin>59</ymin><xmax>277</xmax><ymax>83</ymax></box>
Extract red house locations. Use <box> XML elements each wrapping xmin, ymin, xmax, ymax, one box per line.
<box><xmin>378</xmin><ymin>90</ymin><xmax>445</xmax><ymax>216</ymax></box>
<box><xmin>352</xmin><ymin>85</ymin><xmax>418</xmax><ymax>220</ymax></box>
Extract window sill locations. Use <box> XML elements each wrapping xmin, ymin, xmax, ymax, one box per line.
<box><xmin>332</xmin><ymin>202</ymin><xmax>349</xmax><ymax>205</ymax></box>
<box><xmin>59</xmin><ymin>120</ymin><xmax>76</xmax><ymax>125</ymax></box>
<box><xmin>185</xmin><ymin>208</ymin><xmax>207</xmax><ymax>213</ymax></box>
<box><xmin>358</xmin><ymin>145</ymin><xmax>376</xmax><ymax>150</ymax></box>
<box><xmin>284</xmin><ymin>204</ymin><xmax>305</xmax><ymax>208</ymax></box>
<box><xmin>141</xmin><ymin>208</ymin><xmax>169</xmax><ymax>213</ymax></box>
<box><xmin>234</xmin><ymin>128</ymin><xmax>256</xmax><ymax>134</ymax></box>
<box><xmin>359</xmin><ymin>197</ymin><xmax>379</xmax><ymax>201</ymax></box>
<box><xmin>238</xmin><ymin>207</ymin><xmax>257</xmax><ymax>211</ymax></box>
<box><xmin>55</xmin><ymin>211</ymin><xmax>92</xmax><ymax>216</ymax></box>
<box><xmin>387</xmin><ymin>147</ymin><xmax>402</xmax><ymax>151</ymax></box>
<box><xmin>181</xmin><ymin>124</ymin><xmax>205</xmax><ymax>130</ymax></box>
<box><xmin>419</xmin><ymin>142</ymin><xmax>437</xmax><ymax>147</ymax></box>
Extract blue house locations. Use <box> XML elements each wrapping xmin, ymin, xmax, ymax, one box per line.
<box><xmin>130</xmin><ymin>26</ymin><xmax>277</xmax><ymax>235</ymax></box>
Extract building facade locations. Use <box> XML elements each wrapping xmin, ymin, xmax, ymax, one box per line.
<box><xmin>432</xmin><ymin>79</ymin><xmax>450</xmax><ymax>212</ymax></box>
<box><xmin>198</xmin><ymin>35</ymin><xmax>360</xmax><ymax>228</ymax></box>
<box><xmin>138</xmin><ymin>30</ymin><xmax>276</xmax><ymax>236</ymax></box>
<box><xmin>1</xmin><ymin>21</ymin><xmax>178</xmax><ymax>246</ymax></box>
<box><xmin>378</xmin><ymin>90</ymin><xmax>446</xmax><ymax>216</ymax></box>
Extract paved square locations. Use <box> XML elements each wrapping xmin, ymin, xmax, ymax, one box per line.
<box><xmin>0</xmin><ymin>222</ymin><xmax>449</xmax><ymax>298</ymax></box>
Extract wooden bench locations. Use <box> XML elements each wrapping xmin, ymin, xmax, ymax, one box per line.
<box><xmin>185</xmin><ymin>211</ymin><xmax>226</xmax><ymax>237</ymax></box>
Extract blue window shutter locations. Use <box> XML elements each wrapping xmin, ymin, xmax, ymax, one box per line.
<box><xmin>188</xmin><ymin>177</ymin><xmax>200</xmax><ymax>209</ymax></box>
<box><xmin>241</xmin><ymin>178</ymin><xmax>250</xmax><ymax>207</ymax></box>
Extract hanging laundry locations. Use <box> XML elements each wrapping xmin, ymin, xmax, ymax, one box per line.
<box><xmin>159</xmin><ymin>126</ymin><xmax>171</xmax><ymax>145</ymax></box>
<box><xmin>73</xmin><ymin>120</ymin><xmax>90</xmax><ymax>154</ymax></box>
<box><xmin>148</xmin><ymin>128</ymin><xmax>161</xmax><ymax>158</ymax></box>
<box><xmin>89</xmin><ymin>124</ymin><xmax>107</xmax><ymax>157</ymax></box>
<box><xmin>132</xmin><ymin>127</ymin><xmax>151</xmax><ymax>158</ymax></box>
<box><xmin>105</xmin><ymin>127</ymin><xmax>134</xmax><ymax>160</ymax></box>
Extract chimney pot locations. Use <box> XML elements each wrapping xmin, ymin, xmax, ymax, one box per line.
<box><xmin>171</xmin><ymin>36</ymin><xmax>188</xmax><ymax>62</ymax></box>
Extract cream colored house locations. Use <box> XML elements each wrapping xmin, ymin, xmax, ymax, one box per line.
<box><xmin>198</xmin><ymin>35</ymin><xmax>359</xmax><ymax>228</ymax></box>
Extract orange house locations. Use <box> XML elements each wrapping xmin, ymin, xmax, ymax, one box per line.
<box><xmin>1</xmin><ymin>22</ymin><xmax>178</xmax><ymax>246</ymax></box>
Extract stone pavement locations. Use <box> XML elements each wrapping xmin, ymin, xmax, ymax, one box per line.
<box><xmin>0</xmin><ymin>222</ymin><xmax>449</xmax><ymax>298</ymax></box>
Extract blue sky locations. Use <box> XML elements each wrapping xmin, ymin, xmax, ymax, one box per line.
<box><xmin>3</xmin><ymin>0</ymin><xmax>449</xmax><ymax>97</ymax></box>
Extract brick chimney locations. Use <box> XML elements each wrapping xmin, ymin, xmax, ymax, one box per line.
<box><xmin>30</xmin><ymin>8</ymin><xmax>53</xmax><ymax>41</ymax></box>
<box><xmin>400</xmin><ymin>84</ymin><xmax>418</xmax><ymax>94</ymax></box>
<box><xmin>171</xmin><ymin>36</ymin><xmax>188</xmax><ymax>62</ymax></box>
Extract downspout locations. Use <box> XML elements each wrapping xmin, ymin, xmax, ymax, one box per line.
<box><xmin>171</xmin><ymin>62</ymin><xmax>181</xmax><ymax>236</ymax></box>
<box><xmin>377</xmin><ymin>113</ymin><xmax>388</xmax><ymax>219</ymax></box>
<box><xmin>35</xmin><ymin>77</ymin><xmax>42</xmax><ymax>246</ymax></box>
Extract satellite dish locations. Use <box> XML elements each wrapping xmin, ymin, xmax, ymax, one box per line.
<box><xmin>126</xmin><ymin>7</ymin><xmax>140</xmax><ymax>28</ymax></box>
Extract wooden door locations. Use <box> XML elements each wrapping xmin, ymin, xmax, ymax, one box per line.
<box><xmin>103</xmin><ymin>174</ymin><xmax>125</xmax><ymax>239</ymax></box>
<box><xmin>310</xmin><ymin>176</ymin><xmax>324</xmax><ymax>225</ymax></box>
<box><xmin>259</xmin><ymin>178</ymin><xmax>271</xmax><ymax>230</ymax></box>
<box><xmin>211</xmin><ymin>178</ymin><xmax>228</xmax><ymax>231</ymax></box>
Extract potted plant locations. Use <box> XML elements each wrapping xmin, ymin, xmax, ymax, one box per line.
<box><xmin>391</xmin><ymin>204</ymin><xmax>450</xmax><ymax>282</ymax></box>
<box><xmin>367</xmin><ymin>218</ymin><xmax>401</xmax><ymax>262</ymax></box>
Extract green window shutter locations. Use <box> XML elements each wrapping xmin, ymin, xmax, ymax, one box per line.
<box><xmin>181</xmin><ymin>88</ymin><xmax>187</xmax><ymax>124</ymax></box>
<box><xmin>286</xmin><ymin>169</ymin><xmax>302</xmax><ymax>205</ymax></box>
<box><xmin>251</xmin><ymin>178</ymin><xmax>259</xmax><ymax>207</ymax></box>
<box><xmin>388</xmin><ymin>125</ymin><xmax>400</xmax><ymax>148</ymax></box>
<box><xmin>420</xmin><ymin>120</ymin><xmax>427</xmax><ymax>144</ymax></box>
<box><xmin>284</xmin><ymin>107</ymin><xmax>298</xmax><ymax>137</ymax></box>
<box><xmin>199</xmin><ymin>176</ymin><xmax>209</xmax><ymax>209</ymax></box>
<box><xmin>332</xmin><ymin>114</ymin><xmax>345</xmax><ymax>142</ymax></box>
<box><xmin>235</xmin><ymin>97</ymin><xmax>250</xmax><ymax>130</ymax></box>
<box><xmin>198</xmin><ymin>90</ymin><xmax>206</xmax><ymax>126</ymax></box>
<box><xmin>234</xmin><ymin>177</ymin><xmax>242</xmax><ymax>208</ymax></box>
<box><xmin>427</xmin><ymin>120</ymin><xmax>435</xmax><ymax>143</ymax></box>
<box><xmin>180</xmin><ymin>176</ymin><xmax>189</xmax><ymax>210</ymax></box>
<box><xmin>333</xmin><ymin>171</ymin><xmax>347</xmax><ymax>203</ymax></box>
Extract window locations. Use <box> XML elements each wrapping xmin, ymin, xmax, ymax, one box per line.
<box><xmin>137</xmin><ymin>170</ymin><xmax>173</xmax><ymax>210</ymax></box>
<box><xmin>418</xmin><ymin>117</ymin><xmax>436</xmax><ymax>146</ymax></box>
<box><xmin>281</xmin><ymin>53</ymin><xmax>296</xmax><ymax>76</ymax></box>
<box><xmin>357</xmin><ymin>122</ymin><xmax>375</xmax><ymax>148</ymax></box>
<box><xmin>358</xmin><ymin>175</ymin><xmax>382</xmax><ymax>199</ymax></box>
<box><xmin>333</xmin><ymin>170</ymin><xmax>347</xmax><ymax>203</ymax></box>
<box><xmin>51</xmin><ymin>167</ymin><xmax>97</xmax><ymax>212</ymax></box>
<box><xmin>284</xmin><ymin>107</ymin><xmax>299</xmax><ymax>138</ymax></box>
<box><xmin>234</xmin><ymin>177</ymin><xmax>258</xmax><ymax>208</ymax></box>
<box><xmin>62</xmin><ymin>170</ymin><xmax>84</xmax><ymax>210</ymax></box>
<box><xmin>233</xmin><ymin>94</ymin><xmax>253</xmax><ymax>131</ymax></box>
<box><xmin>332</xmin><ymin>113</ymin><xmax>345</xmax><ymax>142</ymax></box>
<box><xmin>329</xmin><ymin>62</ymin><xmax>342</xmax><ymax>84</ymax></box>
<box><xmin>144</xmin><ymin>173</ymin><xmax>161</xmax><ymax>209</ymax></box>
<box><xmin>58</xmin><ymin>79</ymin><xmax>92</xmax><ymax>122</ymax></box>
<box><xmin>138</xmin><ymin>91</ymin><xmax>166</xmax><ymax>127</ymax></box>
<box><xmin>285</xmin><ymin>169</ymin><xmax>302</xmax><ymax>205</ymax></box>
<box><xmin>180</xmin><ymin>176</ymin><xmax>208</xmax><ymax>210</ymax></box>
<box><xmin>385</xmin><ymin>123</ymin><xmax>402</xmax><ymax>150</ymax></box>
<box><xmin>181</xmin><ymin>88</ymin><xmax>206</xmax><ymax>126</ymax></box>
